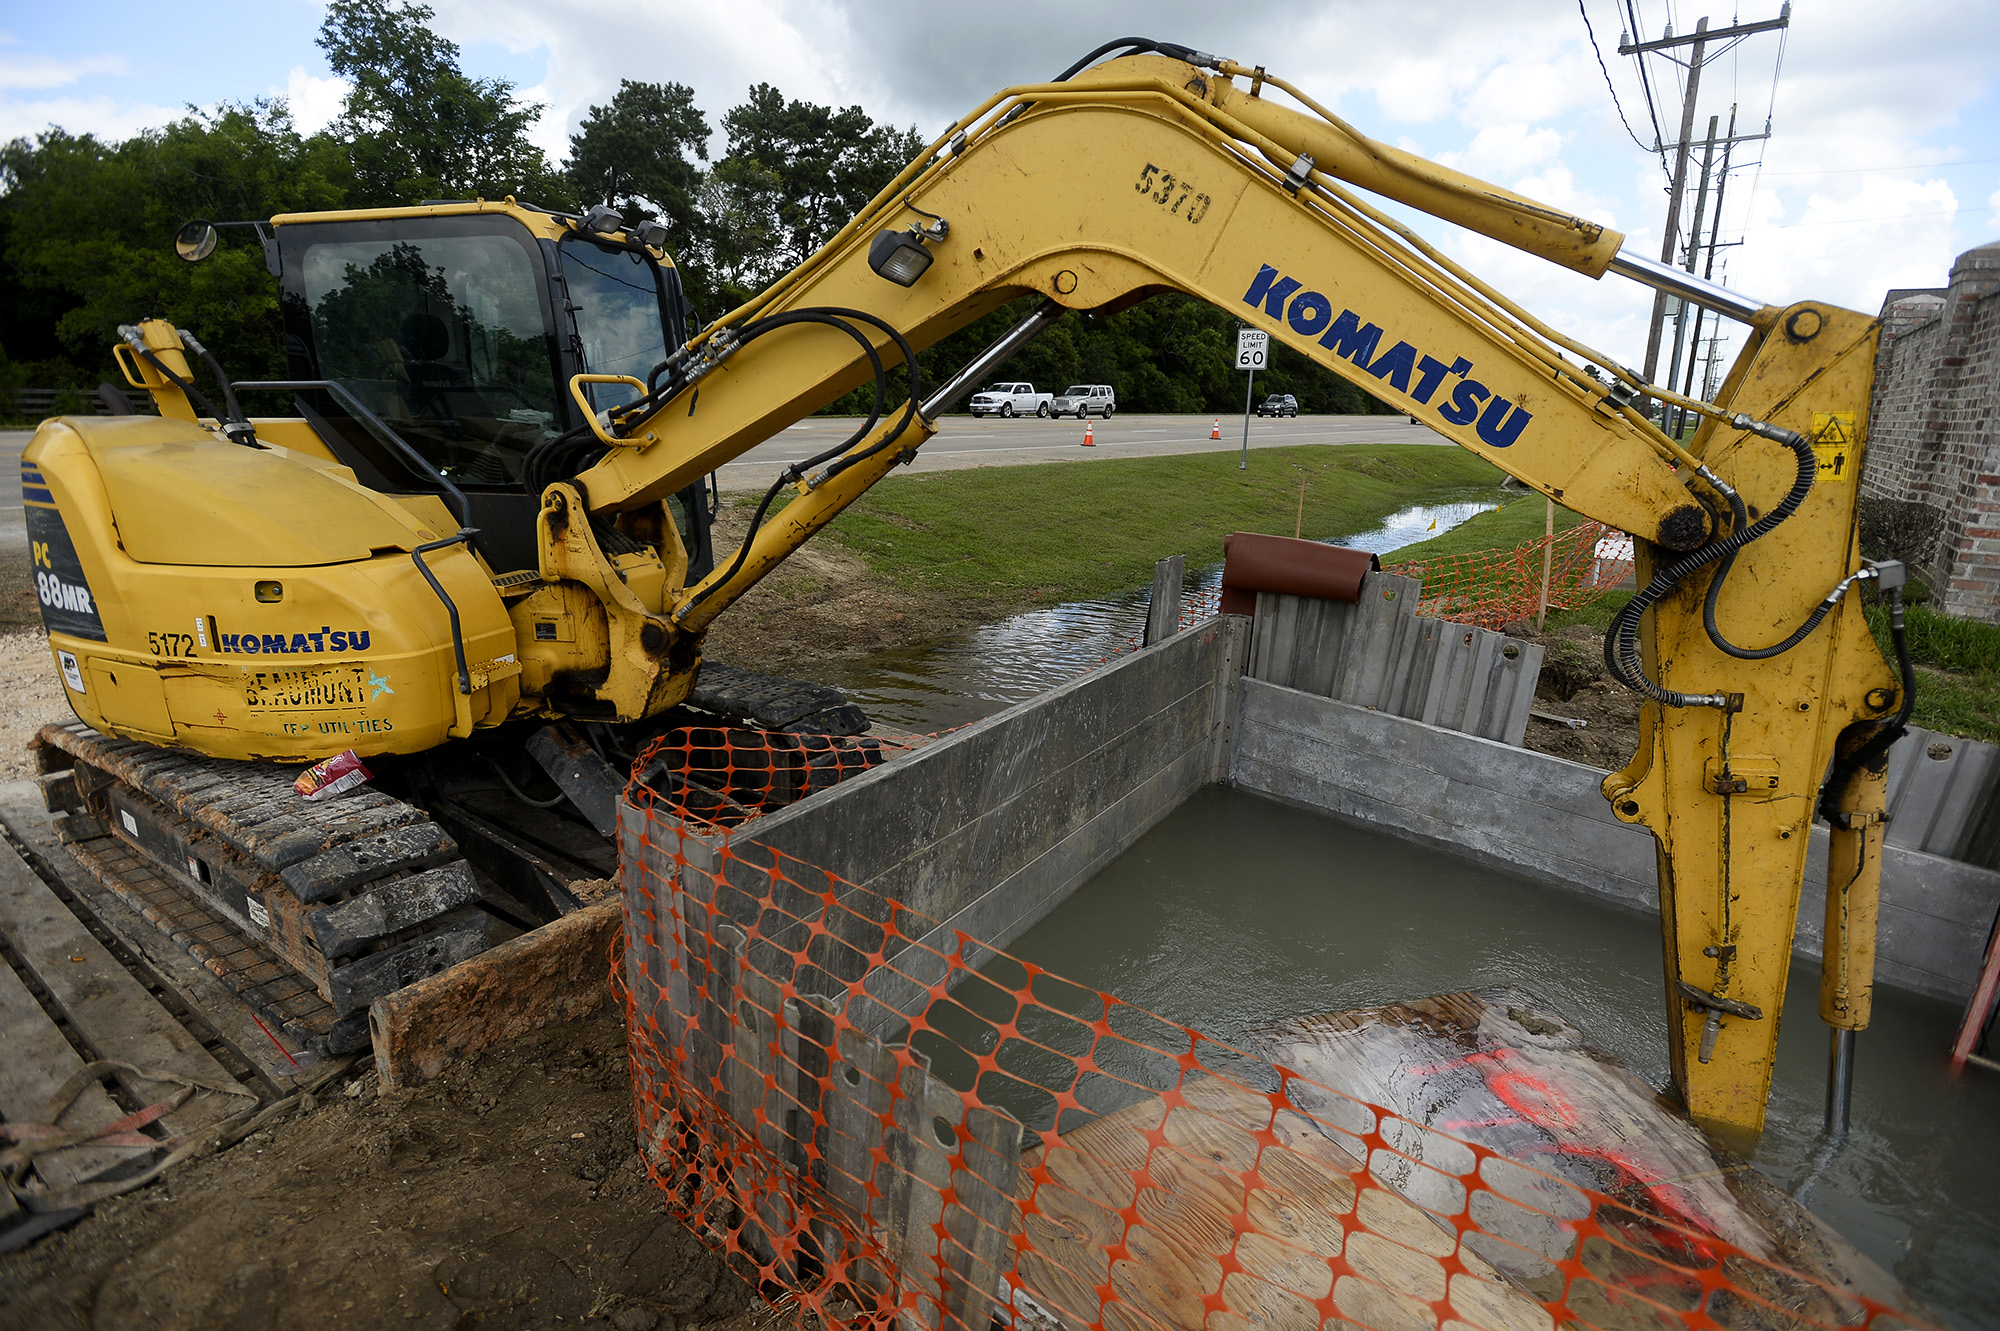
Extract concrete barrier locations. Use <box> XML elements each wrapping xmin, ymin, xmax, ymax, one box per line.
<box><xmin>620</xmin><ymin>618</ymin><xmax>1251</xmax><ymax>1035</ymax></box>
<box><xmin>620</xmin><ymin>608</ymin><xmax>1996</xmax><ymax>1034</ymax></box>
<box><xmin>1230</xmin><ymin>677</ymin><xmax>2000</xmax><ymax>1005</ymax></box>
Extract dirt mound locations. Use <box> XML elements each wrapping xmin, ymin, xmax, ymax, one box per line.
<box><xmin>0</xmin><ymin>1012</ymin><xmax>759</xmax><ymax>1330</ymax></box>
<box><xmin>1502</xmin><ymin>619</ymin><xmax>1643</xmax><ymax>770</ymax></box>
<box><xmin>700</xmin><ymin>502</ymin><xmax>1009</xmax><ymax>674</ymax></box>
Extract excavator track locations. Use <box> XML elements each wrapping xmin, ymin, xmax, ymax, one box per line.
<box><xmin>32</xmin><ymin>723</ymin><xmax>487</xmax><ymax>1055</ymax></box>
<box><xmin>22</xmin><ymin>666</ymin><xmax>878</xmax><ymax>1056</ymax></box>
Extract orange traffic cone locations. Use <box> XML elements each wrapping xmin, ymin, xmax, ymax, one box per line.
<box><xmin>1082</xmin><ymin>420</ymin><xmax>1094</xmax><ymax>446</ymax></box>
<box><xmin>1210</xmin><ymin>418</ymin><xmax>1221</xmax><ymax>439</ymax></box>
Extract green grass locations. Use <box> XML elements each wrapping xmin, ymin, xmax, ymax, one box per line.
<box><xmin>1380</xmin><ymin>491</ymin><xmax>1593</xmax><ymax>566</ymax></box>
<box><xmin>1867</xmin><ymin>601</ymin><xmax>2000</xmax><ymax>675</ymax></box>
<box><xmin>804</xmin><ymin>444</ymin><xmax>1507</xmax><ymax>604</ymax></box>
<box><xmin>1866</xmin><ymin>602</ymin><xmax>2000</xmax><ymax>743</ymax></box>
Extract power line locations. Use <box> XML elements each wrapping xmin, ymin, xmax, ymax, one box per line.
<box><xmin>1624</xmin><ymin>0</ymin><xmax>1670</xmax><ymax>153</ymax></box>
<box><xmin>1581</xmin><ymin>0</ymin><xmax>1655</xmax><ymax>154</ymax></box>
<box><xmin>1746</xmin><ymin>206</ymin><xmax>1960</xmax><ymax>232</ymax></box>
<box><xmin>1758</xmin><ymin>156</ymin><xmax>2000</xmax><ymax>177</ymax></box>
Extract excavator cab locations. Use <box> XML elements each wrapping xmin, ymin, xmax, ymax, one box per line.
<box><xmin>270</xmin><ymin>206</ymin><xmax>712</xmax><ymax>578</ymax></box>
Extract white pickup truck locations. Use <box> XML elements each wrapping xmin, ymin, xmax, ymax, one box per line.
<box><xmin>967</xmin><ymin>382</ymin><xmax>1052</xmax><ymax>418</ymax></box>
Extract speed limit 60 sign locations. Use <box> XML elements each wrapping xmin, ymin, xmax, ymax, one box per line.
<box><xmin>1235</xmin><ymin>328</ymin><xmax>1269</xmax><ymax>370</ymax></box>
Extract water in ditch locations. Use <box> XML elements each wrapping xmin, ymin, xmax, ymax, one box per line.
<box><xmin>814</xmin><ymin>496</ymin><xmax>1499</xmax><ymax>733</ymax></box>
<box><xmin>986</xmin><ymin>785</ymin><xmax>1999</xmax><ymax>1327</ymax></box>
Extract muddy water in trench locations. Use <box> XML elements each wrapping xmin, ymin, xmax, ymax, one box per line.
<box><xmin>814</xmin><ymin>497</ymin><xmax>1498</xmax><ymax>733</ymax></box>
<box><xmin>982</xmin><ymin>786</ymin><xmax>2000</xmax><ymax>1328</ymax></box>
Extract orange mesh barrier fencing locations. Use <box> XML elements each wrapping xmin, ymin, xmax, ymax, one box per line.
<box><xmin>632</xmin><ymin>726</ymin><xmax>925</xmax><ymax>829</ymax></box>
<box><xmin>617</xmin><ymin>799</ymin><xmax>1929</xmax><ymax>1331</ymax></box>
<box><xmin>1387</xmin><ymin>522</ymin><xmax>1635</xmax><ymax>629</ymax></box>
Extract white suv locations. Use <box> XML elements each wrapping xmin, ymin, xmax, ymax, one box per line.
<box><xmin>1051</xmin><ymin>384</ymin><xmax>1116</xmax><ymax>418</ymax></box>
<box><xmin>967</xmin><ymin>382</ymin><xmax>1052</xmax><ymax>418</ymax></box>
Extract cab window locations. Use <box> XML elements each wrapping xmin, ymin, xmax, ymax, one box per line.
<box><xmin>292</xmin><ymin>220</ymin><xmax>560</xmax><ymax>487</ymax></box>
<box><xmin>558</xmin><ymin>237</ymin><xmax>672</xmax><ymax>412</ymax></box>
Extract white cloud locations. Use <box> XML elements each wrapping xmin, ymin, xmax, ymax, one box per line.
<box><xmin>277</xmin><ymin>66</ymin><xmax>348</xmax><ymax>136</ymax></box>
<box><xmin>1735</xmin><ymin>175</ymin><xmax>1961</xmax><ymax>313</ymax></box>
<box><xmin>0</xmin><ymin>50</ymin><xmax>125</xmax><ymax>91</ymax></box>
<box><xmin>0</xmin><ymin>94</ymin><xmax>183</xmax><ymax>143</ymax></box>
<box><xmin>6</xmin><ymin>0</ymin><xmax>1998</xmax><ymax>375</ymax></box>
<box><xmin>1439</xmin><ymin>125</ymin><xmax>1566</xmax><ymax>178</ymax></box>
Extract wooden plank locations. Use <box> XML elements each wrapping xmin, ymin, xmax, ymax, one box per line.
<box><xmin>1143</xmin><ymin>555</ymin><xmax>1185</xmax><ymax>647</ymax></box>
<box><xmin>0</xmin><ymin>835</ymin><xmax>242</xmax><ymax>1137</ymax></box>
<box><xmin>940</xmin><ymin>1104</ymin><xmax>1021</xmax><ymax>1331</ymax></box>
<box><xmin>369</xmin><ymin>898</ymin><xmax>620</xmax><ymax>1090</ymax></box>
<box><xmin>0</xmin><ymin>781</ymin><xmax>307</xmax><ymax>1093</ymax></box>
<box><xmin>1246</xmin><ymin>987</ymin><xmax>1920</xmax><ymax>1321</ymax></box>
<box><xmin>825</xmin><ymin>1023</ymin><xmax>897</xmax><ymax>1306</ymax></box>
<box><xmin>0</xmin><ymin>959</ymin><xmax>133</xmax><ymax>1192</ymax></box>
<box><xmin>1952</xmin><ymin>910</ymin><xmax>2000</xmax><ymax>1067</ymax></box>
<box><xmin>882</xmin><ymin>1055</ymin><xmax>958</xmax><ymax>1329</ymax></box>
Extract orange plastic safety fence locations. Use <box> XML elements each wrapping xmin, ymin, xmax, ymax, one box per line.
<box><xmin>629</xmin><ymin>726</ymin><xmax>927</xmax><ymax>830</ymax></box>
<box><xmin>1387</xmin><ymin>522</ymin><xmax>1634</xmax><ymax>629</ymax></box>
<box><xmin>617</xmin><ymin>801</ymin><xmax>1930</xmax><ymax>1331</ymax></box>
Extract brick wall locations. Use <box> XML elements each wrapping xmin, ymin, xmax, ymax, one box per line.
<box><xmin>1865</xmin><ymin>242</ymin><xmax>2000</xmax><ymax>623</ymax></box>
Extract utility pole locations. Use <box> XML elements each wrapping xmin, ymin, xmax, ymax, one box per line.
<box><xmin>1674</xmin><ymin>103</ymin><xmax>1741</xmax><ymax>435</ymax></box>
<box><xmin>1635</xmin><ymin>15</ymin><xmax>1708</xmax><ymax>399</ymax></box>
<box><xmin>1621</xmin><ymin>7</ymin><xmax>1789</xmax><ymax>408</ymax></box>
<box><xmin>1662</xmin><ymin>113</ymin><xmax>1720</xmax><ymax>435</ymax></box>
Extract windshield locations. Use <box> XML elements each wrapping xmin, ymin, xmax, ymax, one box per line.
<box><xmin>559</xmin><ymin>238</ymin><xmax>670</xmax><ymax>411</ymax></box>
<box><xmin>297</xmin><ymin>226</ymin><xmax>558</xmax><ymax>486</ymax></box>
<box><xmin>1063</xmin><ymin>386</ymin><xmax>1089</xmax><ymax>395</ymax></box>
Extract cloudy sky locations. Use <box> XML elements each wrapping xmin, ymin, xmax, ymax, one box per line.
<box><xmin>5</xmin><ymin>0</ymin><xmax>1997</xmax><ymax>377</ymax></box>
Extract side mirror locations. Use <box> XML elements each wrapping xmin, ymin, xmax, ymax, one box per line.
<box><xmin>174</xmin><ymin>219</ymin><xmax>218</xmax><ymax>263</ymax></box>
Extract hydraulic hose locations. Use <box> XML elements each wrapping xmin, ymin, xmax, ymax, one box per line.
<box><xmin>1604</xmin><ymin>419</ymin><xmax>1817</xmax><ymax>707</ymax></box>
<box><xmin>1050</xmin><ymin>37</ymin><xmax>1221</xmax><ymax>83</ymax></box>
<box><xmin>174</xmin><ymin>329</ymin><xmax>256</xmax><ymax>445</ymax></box>
<box><xmin>116</xmin><ymin>326</ymin><xmax>225</xmax><ymax>427</ymax></box>
<box><xmin>679</xmin><ymin>306</ymin><xmax>922</xmax><ymax>610</ymax></box>
<box><xmin>524</xmin><ymin>306</ymin><xmax>897</xmax><ymax>495</ymax></box>
<box><xmin>1815</xmin><ymin>578</ymin><xmax>1916</xmax><ymax>827</ymax></box>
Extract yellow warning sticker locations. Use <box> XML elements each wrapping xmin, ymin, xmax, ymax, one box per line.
<box><xmin>1809</xmin><ymin>411</ymin><xmax>1859</xmax><ymax>483</ymax></box>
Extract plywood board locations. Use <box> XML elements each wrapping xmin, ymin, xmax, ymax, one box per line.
<box><xmin>0</xmin><ymin>836</ymin><xmax>241</xmax><ymax>1137</ymax></box>
<box><xmin>0</xmin><ymin>781</ymin><xmax>307</xmax><ymax>1093</ymax></box>
<box><xmin>0</xmin><ymin>958</ymin><xmax>134</xmax><ymax>1193</ymax></box>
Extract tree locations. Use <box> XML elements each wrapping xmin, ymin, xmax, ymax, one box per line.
<box><xmin>318</xmin><ymin>0</ymin><xmax>563</xmax><ymax>207</ymax></box>
<box><xmin>705</xmin><ymin>84</ymin><xmax>925</xmax><ymax>298</ymax></box>
<box><xmin>0</xmin><ymin>103</ymin><xmax>351</xmax><ymax>384</ymax></box>
<box><xmin>567</xmin><ymin>81</ymin><xmax>709</xmax><ymax>250</ymax></box>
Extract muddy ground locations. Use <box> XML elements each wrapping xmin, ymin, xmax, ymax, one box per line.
<box><xmin>695</xmin><ymin>501</ymin><xmax>1013</xmax><ymax>676</ymax></box>
<box><xmin>1501</xmin><ymin>619</ymin><xmax>1644</xmax><ymax>767</ymax></box>
<box><xmin>0</xmin><ymin>1012</ymin><xmax>777</xmax><ymax>1331</ymax></box>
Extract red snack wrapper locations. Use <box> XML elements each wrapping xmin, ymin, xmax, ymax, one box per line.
<box><xmin>295</xmin><ymin>749</ymin><xmax>373</xmax><ymax>802</ymax></box>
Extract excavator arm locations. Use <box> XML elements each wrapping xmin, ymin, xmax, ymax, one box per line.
<box><xmin>540</xmin><ymin>51</ymin><xmax>1901</xmax><ymax>1138</ymax></box>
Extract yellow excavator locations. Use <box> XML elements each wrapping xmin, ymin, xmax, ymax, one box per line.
<box><xmin>24</xmin><ymin>40</ymin><xmax>1908</xmax><ymax>1137</ymax></box>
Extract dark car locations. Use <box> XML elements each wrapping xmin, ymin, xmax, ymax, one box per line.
<box><xmin>1255</xmin><ymin>394</ymin><xmax>1298</xmax><ymax>417</ymax></box>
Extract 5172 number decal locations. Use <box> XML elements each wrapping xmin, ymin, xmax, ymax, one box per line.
<box><xmin>147</xmin><ymin>631</ymin><xmax>197</xmax><ymax>657</ymax></box>
<box><xmin>1135</xmin><ymin>164</ymin><xmax>1212</xmax><ymax>223</ymax></box>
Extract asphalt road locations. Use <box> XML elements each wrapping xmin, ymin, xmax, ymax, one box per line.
<box><xmin>0</xmin><ymin>412</ymin><xmax>1445</xmax><ymax>554</ymax></box>
<box><xmin>714</xmin><ymin>412</ymin><xmax>1446</xmax><ymax>491</ymax></box>
<box><xmin>0</xmin><ymin>433</ymin><xmax>28</xmax><ymax>557</ymax></box>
